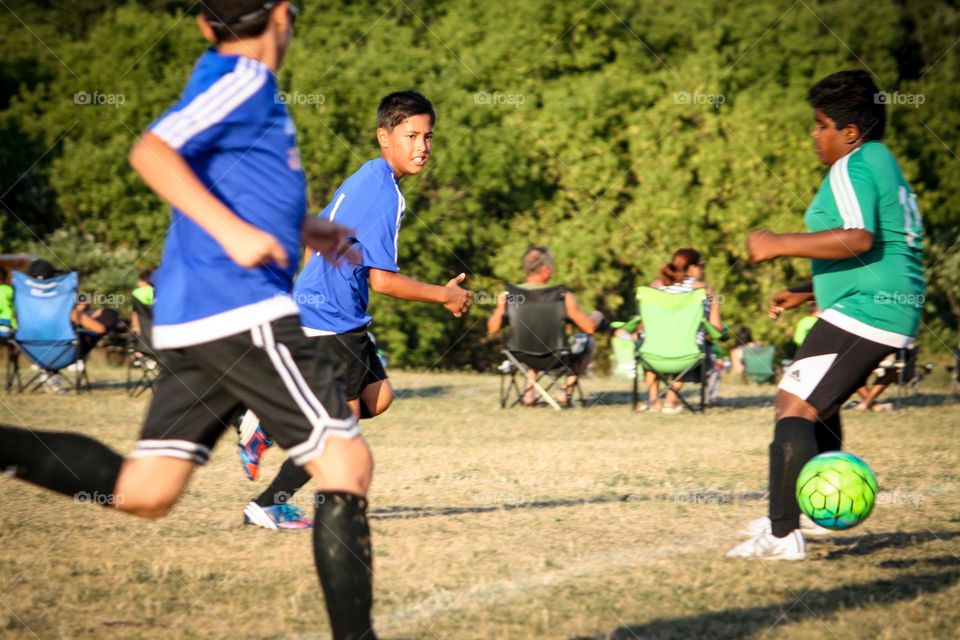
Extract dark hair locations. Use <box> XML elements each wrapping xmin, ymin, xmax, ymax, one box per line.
<box><xmin>201</xmin><ymin>0</ymin><xmax>277</xmax><ymax>42</ymax></box>
<box><xmin>0</xmin><ymin>266</ymin><xmax>8</xmax><ymax>284</ymax></box>
<box><xmin>138</xmin><ymin>269</ymin><xmax>153</xmax><ymax>283</ymax></box>
<box><xmin>96</xmin><ymin>308</ymin><xmax>120</xmax><ymax>332</ymax></box>
<box><xmin>735</xmin><ymin>326</ymin><xmax>753</xmax><ymax>346</ymax></box>
<box><xmin>807</xmin><ymin>70</ymin><xmax>885</xmax><ymax>142</ymax></box>
<box><xmin>377</xmin><ymin>91</ymin><xmax>435</xmax><ymax>131</ymax></box>
<box><xmin>522</xmin><ymin>246</ymin><xmax>552</xmax><ymax>276</ymax></box>
<box><xmin>26</xmin><ymin>259</ymin><xmax>56</xmax><ymax>280</ymax></box>
<box><xmin>658</xmin><ymin>248</ymin><xmax>702</xmax><ymax>286</ymax></box>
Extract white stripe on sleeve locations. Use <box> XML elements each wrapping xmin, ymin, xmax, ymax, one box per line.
<box><xmin>829</xmin><ymin>149</ymin><xmax>865</xmax><ymax>229</ymax></box>
<box><xmin>151</xmin><ymin>58</ymin><xmax>268</xmax><ymax>150</ymax></box>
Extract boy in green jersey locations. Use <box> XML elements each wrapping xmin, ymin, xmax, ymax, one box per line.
<box><xmin>728</xmin><ymin>70</ymin><xmax>925</xmax><ymax>560</ymax></box>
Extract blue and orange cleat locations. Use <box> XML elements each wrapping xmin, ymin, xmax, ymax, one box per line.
<box><xmin>237</xmin><ymin>411</ymin><xmax>273</xmax><ymax>481</ymax></box>
<box><xmin>243</xmin><ymin>501</ymin><xmax>313</xmax><ymax>530</ymax></box>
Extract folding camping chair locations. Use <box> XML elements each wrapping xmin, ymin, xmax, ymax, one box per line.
<box><xmin>498</xmin><ymin>284</ymin><xmax>586</xmax><ymax>410</ymax></box>
<box><xmin>126</xmin><ymin>297</ymin><xmax>162</xmax><ymax>396</ymax></box>
<box><xmin>613</xmin><ymin>287</ymin><xmax>723</xmax><ymax>413</ymax></box>
<box><xmin>9</xmin><ymin>270</ymin><xmax>91</xmax><ymax>393</ymax></box>
<box><xmin>743</xmin><ymin>344</ymin><xmax>777</xmax><ymax>383</ymax></box>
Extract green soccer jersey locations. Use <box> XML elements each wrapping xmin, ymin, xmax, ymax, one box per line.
<box><xmin>803</xmin><ymin>141</ymin><xmax>925</xmax><ymax>347</ymax></box>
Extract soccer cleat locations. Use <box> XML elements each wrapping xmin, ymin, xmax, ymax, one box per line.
<box><xmin>243</xmin><ymin>501</ymin><xmax>313</xmax><ymax>530</ymax></box>
<box><xmin>726</xmin><ymin>529</ymin><xmax>806</xmax><ymax>560</ymax></box>
<box><xmin>740</xmin><ymin>514</ymin><xmax>833</xmax><ymax>537</ymax></box>
<box><xmin>237</xmin><ymin>414</ymin><xmax>273</xmax><ymax>481</ymax></box>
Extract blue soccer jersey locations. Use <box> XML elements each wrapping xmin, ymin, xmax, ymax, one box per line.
<box><xmin>295</xmin><ymin>158</ymin><xmax>405</xmax><ymax>334</ymax></box>
<box><xmin>148</xmin><ymin>50</ymin><xmax>305</xmax><ymax>348</ymax></box>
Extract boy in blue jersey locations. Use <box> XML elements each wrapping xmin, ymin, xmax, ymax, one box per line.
<box><xmin>728</xmin><ymin>70</ymin><xmax>925</xmax><ymax>560</ymax></box>
<box><xmin>240</xmin><ymin>91</ymin><xmax>474</xmax><ymax>527</ymax></box>
<box><xmin>0</xmin><ymin>3</ymin><xmax>380</xmax><ymax>638</ymax></box>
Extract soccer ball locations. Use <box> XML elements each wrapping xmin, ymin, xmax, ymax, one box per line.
<box><xmin>796</xmin><ymin>451</ymin><xmax>878</xmax><ymax>530</ymax></box>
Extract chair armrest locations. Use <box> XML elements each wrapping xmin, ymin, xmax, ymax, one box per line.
<box><xmin>610</xmin><ymin>316</ymin><xmax>642</xmax><ymax>333</ymax></box>
<box><xmin>702</xmin><ymin>321</ymin><xmax>729</xmax><ymax>341</ymax></box>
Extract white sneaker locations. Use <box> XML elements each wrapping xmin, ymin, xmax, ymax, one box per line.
<box><xmin>726</xmin><ymin>529</ymin><xmax>806</xmax><ymax>560</ymax></box>
<box><xmin>237</xmin><ymin>409</ymin><xmax>261</xmax><ymax>447</ymax></box>
<box><xmin>740</xmin><ymin>514</ymin><xmax>832</xmax><ymax>537</ymax></box>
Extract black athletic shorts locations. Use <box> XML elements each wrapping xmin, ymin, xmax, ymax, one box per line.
<box><xmin>133</xmin><ymin>316</ymin><xmax>358</xmax><ymax>467</ymax></box>
<box><xmin>778</xmin><ymin>318</ymin><xmax>903</xmax><ymax>415</ymax></box>
<box><xmin>311</xmin><ymin>325</ymin><xmax>388</xmax><ymax>400</ymax></box>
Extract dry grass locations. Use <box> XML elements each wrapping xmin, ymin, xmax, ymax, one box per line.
<box><xmin>1</xmin><ymin>365</ymin><xmax>958</xmax><ymax>639</ymax></box>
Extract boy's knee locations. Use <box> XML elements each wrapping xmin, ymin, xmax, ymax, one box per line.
<box><xmin>116</xmin><ymin>493</ymin><xmax>177</xmax><ymax>518</ymax></box>
<box><xmin>305</xmin><ymin>437</ymin><xmax>374</xmax><ymax>496</ymax></box>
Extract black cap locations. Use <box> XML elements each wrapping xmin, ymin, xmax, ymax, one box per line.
<box><xmin>26</xmin><ymin>259</ymin><xmax>56</xmax><ymax>280</ymax></box>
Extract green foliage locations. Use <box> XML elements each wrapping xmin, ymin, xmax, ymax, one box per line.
<box><xmin>1</xmin><ymin>0</ymin><xmax>958</xmax><ymax>365</ymax></box>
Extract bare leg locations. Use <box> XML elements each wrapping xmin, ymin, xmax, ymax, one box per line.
<box><xmin>114</xmin><ymin>456</ymin><xmax>198</xmax><ymax>518</ymax></box>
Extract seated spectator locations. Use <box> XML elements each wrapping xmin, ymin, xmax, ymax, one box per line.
<box><xmin>785</xmin><ymin>300</ymin><xmax>819</xmax><ymax>359</ymax></box>
<box><xmin>0</xmin><ymin>266</ymin><xmax>14</xmax><ymax>339</ymax></box>
<box><xmin>729</xmin><ymin>326</ymin><xmax>760</xmax><ymax>378</ymax></box>
<box><xmin>488</xmin><ymin>246</ymin><xmax>603</xmax><ymax>405</ymax></box>
<box><xmin>26</xmin><ymin>259</ymin><xmax>120</xmax><ymax>360</ymax></box>
<box><xmin>644</xmin><ymin>247</ymin><xmax>723</xmax><ymax>413</ymax></box>
<box><xmin>130</xmin><ymin>269</ymin><xmax>155</xmax><ymax>336</ymax></box>
<box><xmin>71</xmin><ymin>302</ymin><xmax>120</xmax><ymax>360</ymax></box>
<box><xmin>851</xmin><ymin>349</ymin><xmax>917</xmax><ymax>412</ymax></box>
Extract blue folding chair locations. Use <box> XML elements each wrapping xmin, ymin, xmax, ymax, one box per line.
<box><xmin>10</xmin><ymin>271</ymin><xmax>91</xmax><ymax>393</ymax></box>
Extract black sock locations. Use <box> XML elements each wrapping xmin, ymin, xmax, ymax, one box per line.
<box><xmin>255</xmin><ymin>457</ymin><xmax>311</xmax><ymax>507</ymax></box>
<box><xmin>769</xmin><ymin>418</ymin><xmax>818</xmax><ymax>538</ymax></box>
<box><xmin>314</xmin><ymin>491</ymin><xmax>375</xmax><ymax>640</ymax></box>
<box><xmin>814</xmin><ymin>412</ymin><xmax>842</xmax><ymax>453</ymax></box>
<box><xmin>0</xmin><ymin>424</ymin><xmax>123</xmax><ymax>503</ymax></box>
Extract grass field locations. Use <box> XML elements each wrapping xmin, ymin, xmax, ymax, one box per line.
<box><xmin>1</xmin><ymin>365</ymin><xmax>959</xmax><ymax>639</ymax></box>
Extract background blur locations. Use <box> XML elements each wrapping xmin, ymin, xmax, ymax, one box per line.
<box><xmin>1</xmin><ymin>0</ymin><xmax>958</xmax><ymax>368</ymax></box>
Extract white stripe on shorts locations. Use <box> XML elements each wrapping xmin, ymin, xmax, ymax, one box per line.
<box><xmin>250</xmin><ymin>323</ymin><xmax>359</xmax><ymax>466</ymax></box>
<box><xmin>777</xmin><ymin>353</ymin><xmax>838</xmax><ymax>401</ymax></box>
<box><xmin>130</xmin><ymin>439</ymin><xmax>211</xmax><ymax>465</ymax></box>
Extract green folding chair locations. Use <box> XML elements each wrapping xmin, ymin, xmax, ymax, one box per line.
<box><xmin>743</xmin><ymin>344</ymin><xmax>777</xmax><ymax>384</ymax></box>
<box><xmin>612</xmin><ymin>287</ymin><xmax>723</xmax><ymax>413</ymax></box>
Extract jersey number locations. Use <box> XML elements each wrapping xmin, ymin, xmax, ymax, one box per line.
<box><xmin>899</xmin><ymin>186</ymin><xmax>924</xmax><ymax>249</ymax></box>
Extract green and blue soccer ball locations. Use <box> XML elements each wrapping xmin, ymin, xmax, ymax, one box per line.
<box><xmin>796</xmin><ymin>452</ymin><xmax>878</xmax><ymax>530</ymax></box>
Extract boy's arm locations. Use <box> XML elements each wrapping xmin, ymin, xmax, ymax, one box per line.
<box><xmin>368</xmin><ymin>268</ymin><xmax>472</xmax><ymax>317</ymax></box>
<box><xmin>487</xmin><ymin>292</ymin><xmax>507</xmax><ymax>334</ymax></box>
<box><xmin>563</xmin><ymin>292</ymin><xmax>601</xmax><ymax>334</ymax></box>
<box><xmin>129</xmin><ymin>132</ymin><xmax>289</xmax><ymax>268</ymax></box>
<box><xmin>747</xmin><ymin>228</ymin><xmax>873</xmax><ymax>263</ymax></box>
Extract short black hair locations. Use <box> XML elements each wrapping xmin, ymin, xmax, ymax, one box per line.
<box><xmin>377</xmin><ymin>91</ymin><xmax>435</xmax><ymax>131</ymax></box>
<box><xmin>807</xmin><ymin>70</ymin><xmax>885</xmax><ymax>142</ymax></box>
<box><xmin>201</xmin><ymin>0</ymin><xmax>276</xmax><ymax>42</ymax></box>
<box><xmin>138</xmin><ymin>269</ymin><xmax>153</xmax><ymax>283</ymax></box>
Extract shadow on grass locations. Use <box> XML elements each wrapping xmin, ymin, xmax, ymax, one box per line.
<box><xmin>879</xmin><ymin>555</ymin><xmax>960</xmax><ymax>569</ymax></box>
<box><xmin>574</xmin><ymin>569</ymin><xmax>960</xmax><ymax>640</ymax></box>
<box><xmin>818</xmin><ymin>530</ymin><xmax>960</xmax><ymax>560</ymax></box>
<box><xmin>584</xmin><ymin>390</ymin><xmax>776</xmax><ymax>409</ymax></box>
<box><xmin>370</xmin><ymin>490</ymin><xmax>765</xmax><ymax>521</ymax></box>
<box><xmin>393</xmin><ymin>385</ymin><xmax>452</xmax><ymax>399</ymax></box>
